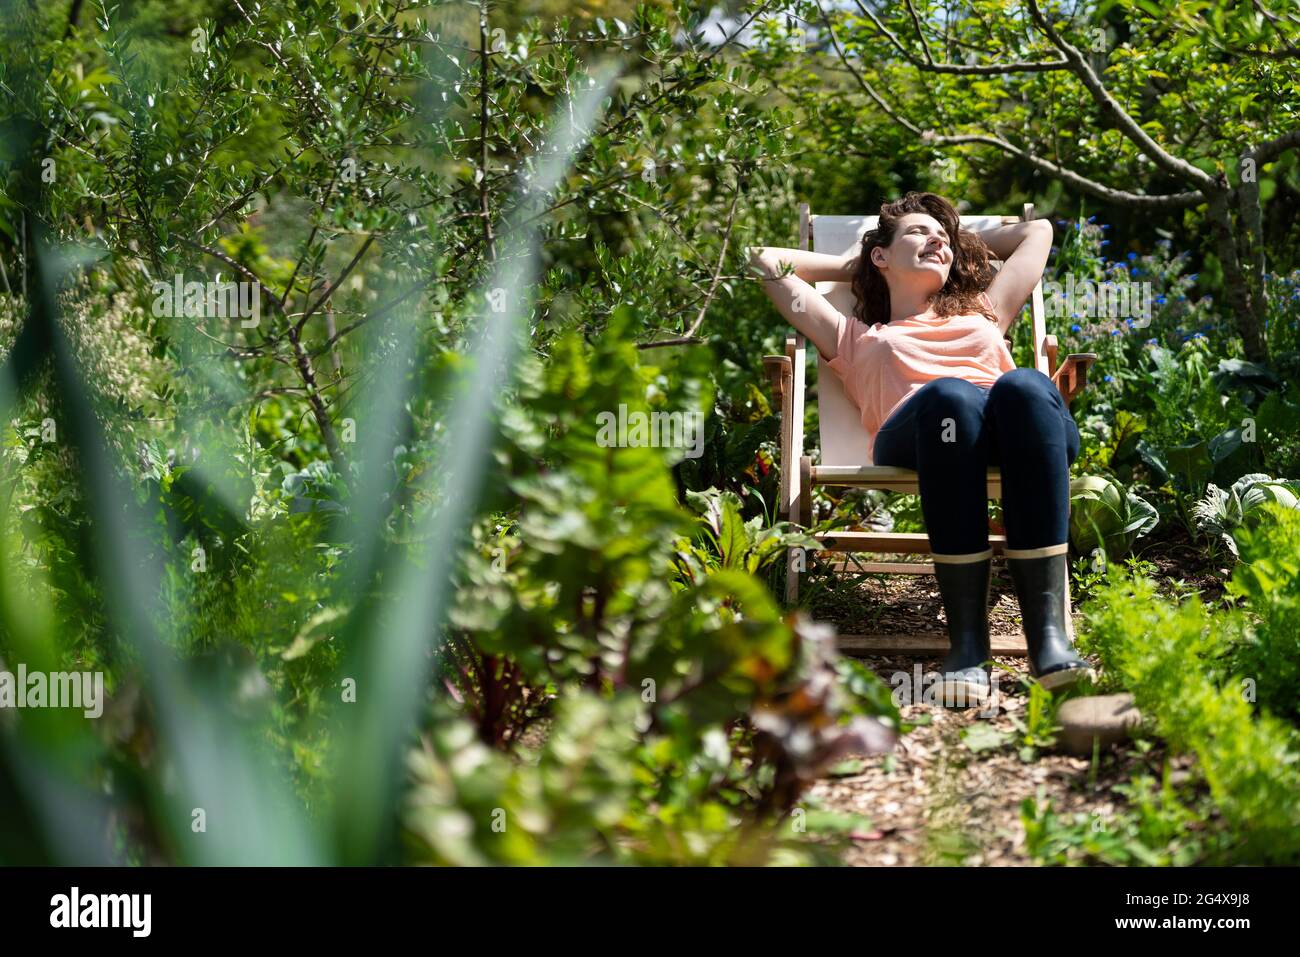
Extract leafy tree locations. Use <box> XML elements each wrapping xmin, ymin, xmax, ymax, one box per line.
<box><xmin>761</xmin><ymin>0</ymin><xmax>1299</xmax><ymax>361</ymax></box>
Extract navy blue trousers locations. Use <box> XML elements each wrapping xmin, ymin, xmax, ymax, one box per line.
<box><xmin>871</xmin><ymin>368</ymin><xmax>1080</xmax><ymax>554</ymax></box>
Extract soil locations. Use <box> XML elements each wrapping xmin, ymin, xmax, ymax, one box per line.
<box><xmin>803</xmin><ymin>528</ymin><xmax>1221</xmax><ymax>865</ymax></box>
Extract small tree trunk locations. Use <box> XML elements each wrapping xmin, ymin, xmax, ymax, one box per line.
<box><xmin>1206</xmin><ymin>189</ymin><xmax>1268</xmax><ymax>363</ymax></box>
<box><xmin>285</xmin><ymin>321</ymin><xmax>347</xmax><ymax>474</ymax></box>
<box><xmin>1236</xmin><ymin>170</ymin><xmax>1269</xmax><ymax>354</ymax></box>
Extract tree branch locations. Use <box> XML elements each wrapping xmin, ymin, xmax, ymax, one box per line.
<box><xmin>931</xmin><ymin>133</ymin><xmax>1205</xmax><ymax>208</ymax></box>
<box><xmin>853</xmin><ymin>0</ymin><xmax>1070</xmax><ymax>74</ymax></box>
<box><xmin>818</xmin><ymin>6</ymin><xmax>1205</xmax><ymax>209</ymax></box>
<box><xmin>297</xmin><ymin>234</ymin><xmax>374</xmax><ymax>334</ymax></box>
<box><xmin>639</xmin><ymin>185</ymin><xmax>742</xmax><ymax>349</ymax></box>
<box><xmin>180</xmin><ymin>237</ymin><xmax>346</xmax><ymax>473</ymax></box>
<box><xmin>1249</xmin><ymin>128</ymin><xmax>1300</xmax><ymax>165</ymax></box>
<box><xmin>1025</xmin><ymin>0</ymin><xmax>1215</xmax><ymax>189</ymax></box>
<box><xmin>478</xmin><ymin>1</ymin><xmax>496</xmax><ymax>263</ymax></box>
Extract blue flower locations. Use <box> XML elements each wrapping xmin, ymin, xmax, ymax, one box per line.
<box><xmin>1100</xmin><ymin>224</ymin><xmax>1110</xmax><ymax>230</ymax></box>
<box><xmin>1126</xmin><ymin>252</ymin><xmax>1137</xmax><ymax>260</ymax></box>
<box><xmin>1111</xmin><ymin>329</ymin><xmax>1121</xmax><ymax>336</ymax></box>
<box><xmin>1103</xmin><ymin>374</ymin><xmax>1113</xmax><ymax>382</ymax></box>
<box><xmin>1131</xmin><ymin>268</ymin><xmax>1139</xmax><ymax>276</ymax></box>
<box><xmin>1125</xmin><ymin>318</ymin><xmax>1135</xmax><ymax>326</ymax></box>
<box><xmin>1099</xmin><ymin>240</ymin><xmax>1110</xmax><ymax>247</ymax></box>
<box><xmin>1071</xmin><ymin>323</ymin><xmax>1082</xmax><ymax>332</ymax></box>
<box><xmin>1155</xmin><ymin>295</ymin><xmax>1167</xmax><ymax>304</ymax></box>
<box><xmin>1087</xmin><ymin>215</ymin><xmax>1096</xmax><ymax>223</ymax></box>
<box><xmin>1188</xmin><ymin>273</ymin><xmax>1198</xmax><ymax>280</ymax></box>
<box><xmin>1146</xmin><ymin>338</ymin><xmax>1157</xmax><ymax>345</ymax></box>
<box><xmin>1192</xmin><ymin>332</ymin><xmax>1206</xmax><ymax>340</ymax></box>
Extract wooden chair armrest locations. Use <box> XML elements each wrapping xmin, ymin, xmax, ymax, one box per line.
<box><xmin>1043</xmin><ymin>334</ymin><xmax>1059</xmax><ymax>376</ymax></box>
<box><xmin>1051</xmin><ymin>353</ymin><xmax>1100</xmax><ymax>405</ymax></box>
<box><xmin>1056</xmin><ymin>353</ymin><xmax>1099</xmax><ymax>370</ymax></box>
<box><xmin>763</xmin><ymin>354</ymin><xmax>791</xmax><ymax>400</ymax></box>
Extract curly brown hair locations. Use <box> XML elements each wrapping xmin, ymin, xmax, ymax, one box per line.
<box><xmin>849</xmin><ymin>192</ymin><xmax>998</xmax><ymax>327</ymax></box>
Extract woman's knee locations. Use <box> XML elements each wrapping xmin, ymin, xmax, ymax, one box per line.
<box><xmin>914</xmin><ymin>376</ymin><xmax>986</xmax><ymax>414</ymax></box>
<box><xmin>988</xmin><ymin>368</ymin><xmax>1075</xmax><ymax>454</ymax></box>
<box><xmin>912</xmin><ymin>377</ymin><xmax>985</xmax><ymax>447</ymax></box>
<box><xmin>987</xmin><ymin>367</ymin><xmax>1055</xmax><ymax>407</ymax></box>
<box><xmin>1065</xmin><ymin>415</ymin><xmax>1081</xmax><ymax>464</ymax></box>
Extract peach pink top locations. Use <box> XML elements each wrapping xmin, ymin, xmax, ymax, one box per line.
<box><xmin>824</xmin><ymin>306</ymin><xmax>1016</xmax><ymax>463</ymax></box>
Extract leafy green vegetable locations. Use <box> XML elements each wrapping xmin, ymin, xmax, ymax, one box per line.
<box><xmin>1069</xmin><ymin>475</ymin><xmax>1159</xmax><ymax>558</ymax></box>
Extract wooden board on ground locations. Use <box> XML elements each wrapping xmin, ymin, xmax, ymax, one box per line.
<box><xmin>816</xmin><ymin>531</ymin><xmax>1008</xmax><ymax>553</ymax></box>
<box><xmin>838</xmin><ymin>633</ymin><xmax>1028</xmax><ymax>656</ymax></box>
<box><xmin>821</xmin><ymin>559</ymin><xmax>937</xmax><ymax>574</ymax></box>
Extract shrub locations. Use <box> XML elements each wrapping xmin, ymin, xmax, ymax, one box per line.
<box><xmin>1223</xmin><ymin>503</ymin><xmax>1300</xmax><ymax>724</ymax></box>
<box><xmin>1079</xmin><ymin>557</ymin><xmax>1300</xmax><ymax>863</ymax></box>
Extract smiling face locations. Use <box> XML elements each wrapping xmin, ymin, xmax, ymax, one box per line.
<box><xmin>869</xmin><ymin>212</ymin><xmax>953</xmax><ymax>294</ymax></box>
<box><xmin>850</xmin><ymin>191</ymin><xmax>996</xmax><ymax>328</ymax></box>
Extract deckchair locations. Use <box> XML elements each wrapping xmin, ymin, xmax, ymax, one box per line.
<box><xmin>763</xmin><ymin>203</ymin><xmax>1097</xmax><ymax>655</ymax></box>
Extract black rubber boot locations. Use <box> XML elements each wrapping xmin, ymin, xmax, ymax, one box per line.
<box><xmin>932</xmin><ymin>555</ymin><xmax>992</xmax><ymax>708</ymax></box>
<box><xmin>1005</xmin><ymin>550</ymin><xmax>1094</xmax><ymax>690</ymax></box>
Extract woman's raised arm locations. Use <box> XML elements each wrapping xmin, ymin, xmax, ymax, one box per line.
<box><xmin>746</xmin><ymin>245</ymin><xmax>855</xmax><ymax>361</ymax></box>
<box><xmin>974</xmin><ymin>219</ymin><xmax>1053</xmax><ymax>335</ymax></box>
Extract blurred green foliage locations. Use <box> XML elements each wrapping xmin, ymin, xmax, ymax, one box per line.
<box><xmin>0</xmin><ymin>0</ymin><xmax>1297</xmax><ymax>867</ymax></box>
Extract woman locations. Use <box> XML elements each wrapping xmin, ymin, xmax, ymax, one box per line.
<box><xmin>748</xmin><ymin>191</ymin><xmax>1092</xmax><ymax>705</ymax></box>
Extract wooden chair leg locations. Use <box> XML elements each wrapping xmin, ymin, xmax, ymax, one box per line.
<box><xmin>1063</xmin><ymin>561</ymin><xmax>1076</xmax><ymax>644</ymax></box>
<box><xmin>798</xmin><ymin>455</ymin><xmax>813</xmax><ymax>527</ymax></box>
<box><xmin>785</xmin><ymin>548</ymin><xmax>800</xmax><ymax>604</ymax></box>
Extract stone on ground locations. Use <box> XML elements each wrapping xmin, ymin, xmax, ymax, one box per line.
<box><xmin>1056</xmin><ymin>693</ymin><xmax>1141</xmax><ymax>755</ymax></box>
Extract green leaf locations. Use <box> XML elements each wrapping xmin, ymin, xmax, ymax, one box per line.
<box><xmin>961</xmin><ymin>723</ymin><xmax>1012</xmax><ymax>753</ymax></box>
<box><xmin>281</xmin><ymin>607</ymin><xmax>346</xmax><ymax>660</ymax></box>
<box><xmin>827</xmin><ymin>758</ymin><xmax>868</xmax><ymax>777</ymax></box>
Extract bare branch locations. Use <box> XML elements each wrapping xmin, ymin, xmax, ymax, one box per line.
<box><xmin>636</xmin><ymin>335</ymin><xmax>706</xmax><ymax>350</ymax></box>
<box><xmin>933</xmin><ymin>133</ymin><xmax>1205</xmax><ymax>208</ymax></box>
<box><xmin>818</xmin><ymin>6</ymin><xmax>924</xmax><ymax>135</ymax></box>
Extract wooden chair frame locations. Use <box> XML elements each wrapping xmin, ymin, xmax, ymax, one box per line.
<box><xmin>763</xmin><ymin>203</ymin><xmax>1098</xmax><ymax>655</ymax></box>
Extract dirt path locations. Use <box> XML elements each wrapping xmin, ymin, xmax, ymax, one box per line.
<box><xmin>805</xmin><ymin>562</ymin><xmax>1176</xmax><ymax>865</ymax></box>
